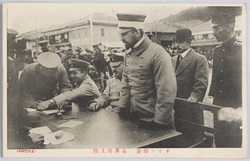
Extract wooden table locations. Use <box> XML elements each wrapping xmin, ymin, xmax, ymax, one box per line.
<box><xmin>9</xmin><ymin>104</ymin><xmax>181</xmax><ymax>149</ymax></box>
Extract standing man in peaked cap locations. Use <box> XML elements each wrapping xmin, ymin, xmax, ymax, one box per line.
<box><xmin>209</xmin><ymin>6</ymin><xmax>242</xmax><ymax>147</ymax></box>
<box><xmin>117</xmin><ymin>13</ymin><xmax>177</xmax><ymax>129</ymax></box>
<box><xmin>18</xmin><ymin>52</ymin><xmax>72</xmax><ymax>110</ymax></box>
<box><xmin>172</xmin><ymin>28</ymin><xmax>209</xmax><ymax>141</ymax></box>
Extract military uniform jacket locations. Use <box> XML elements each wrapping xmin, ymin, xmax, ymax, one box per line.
<box><xmin>119</xmin><ymin>36</ymin><xmax>177</xmax><ymax>125</ymax></box>
<box><xmin>171</xmin><ymin>49</ymin><xmax>209</xmax><ymax>101</ymax></box>
<box><xmin>53</xmin><ymin>74</ymin><xmax>101</xmax><ymax>106</ymax></box>
<box><xmin>210</xmin><ymin>37</ymin><xmax>242</xmax><ymax>108</ymax></box>
<box><xmin>93</xmin><ymin>77</ymin><xmax>122</xmax><ymax>108</ymax></box>
<box><xmin>19</xmin><ymin>63</ymin><xmax>72</xmax><ymax>108</ymax></box>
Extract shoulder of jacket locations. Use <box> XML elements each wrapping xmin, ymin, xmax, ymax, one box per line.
<box><xmin>24</xmin><ymin>63</ymin><xmax>37</xmax><ymax>70</ymax></box>
<box><xmin>233</xmin><ymin>37</ymin><xmax>242</xmax><ymax>47</ymax></box>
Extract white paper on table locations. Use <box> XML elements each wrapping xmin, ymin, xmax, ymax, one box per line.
<box><xmin>58</xmin><ymin>120</ymin><xmax>85</xmax><ymax>128</ymax></box>
<box><xmin>29</xmin><ymin>126</ymin><xmax>52</xmax><ymax>135</ymax></box>
<box><xmin>44</xmin><ymin>130</ymin><xmax>74</xmax><ymax>145</ymax></box>
<box><xmin>25</xmin><ymin>108</ymin><xmax>37</xmax><ymax>112</ymax></box>
<box><xmin>42</xmin><ymin>109</ymin><xmax>65</xmax><ymax>115</ymax></box>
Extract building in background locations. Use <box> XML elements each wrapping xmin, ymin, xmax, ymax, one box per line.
<box><xmin>16</xmin><ymin>13</ymin><xmax>120</xmax><ymax>54</ymax></box>
<box><xmin>144</xmin><ymin>21</ymin><xmax>178</xmax><ymax>48</ymax></box>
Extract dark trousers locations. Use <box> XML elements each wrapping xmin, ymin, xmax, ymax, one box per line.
<box><xmin>214</xmin><ymin>114</ymin><xmax>242</xmax><ymax>147</ymax></box>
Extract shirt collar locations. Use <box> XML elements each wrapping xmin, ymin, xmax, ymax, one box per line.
<box><xmin>180</xmin><ymin>48</ymin><xmax>190</xmax><ymax>58</ymax></box>
<box><xmin>133</xmin><ymin>35</ymin><xmax>145</xmax><ymax>49</ymax></box>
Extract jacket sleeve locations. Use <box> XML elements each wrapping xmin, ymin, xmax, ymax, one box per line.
<box><xmin>53</xmin><ymin>81</ymin><xmax>99</xmax><ymax>106</ymax></box>
<box><xmin>93</xmin><ymin>79</ymin><xmax>111</xmax><ymax>108</ymax></box>
<box><xmin>190</xmin><ymin>56</ymin><xmax>209</xmax><ymax>101</ymax></box>
<box><xmin>152</xmin><ymin>48</ymin><xmax>177</xmax><ymax>125</ymax></box>
<box><xmin>209</xmin><ymin>54</ymin><xmax>217</xmax><ymax>97</ymax></box>
<box><xmin>19</xmin><ymin>67</ymin><xmax>37</xmax><ymax>108</ymax></box>
<box><xmin>119</xmin><ymin>61</ymin><xmax>130</xmax><ymax>109</ymax></box>
<box><xmin>58</xmin><ymin>64</ymin><xmax>72</xmax><ymax>93</ymax></box>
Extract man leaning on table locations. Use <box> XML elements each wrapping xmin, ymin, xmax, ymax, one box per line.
<box><xmin>36</xmin><ymin>58</ymin><xmax>101</xmax><ymax>111</ymax></box>
<box><xmin>117</xmin><ymin>13</ymin><xmax>177</xmax><ymax>130</ymax></box>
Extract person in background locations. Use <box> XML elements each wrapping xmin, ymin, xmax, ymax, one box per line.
<box><xmin>87</xmin><ymin>51</ymin><xmax>124</xmax><ymax>112</ymax></box>
<box><xmin>38</xmin><ymin>40</ymin><xmax>50</xmax><ymax>52</ymax></box>
<box><xmin>209</xmin><ymin>6</ymin><xmax>242</xmax><ymax>147</ymax></box>
<box><xmin>117</xmin><ymin>13</ymin><xmax>177</xmax><ymax>130</ymax></box>
<box><xmin>36</xmin><ymin>59</ymin><xmax>101</xmax><ymax>111</ymax></box>
<box><xmin>171</xmin><ymin>28</ymin><xmax>209</xmax><ymax>142</ymax></box>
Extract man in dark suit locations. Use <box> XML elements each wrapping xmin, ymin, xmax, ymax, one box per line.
<box><xmin>172</xmin><ymin>28</ymin><xmax>209</xmax><ymax>141</ymax></box>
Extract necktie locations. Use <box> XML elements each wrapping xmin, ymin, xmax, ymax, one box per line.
<box><xmin>175</xmin><ymin>54</ymin><xmax>183</xmax><ymax>71</ymax></box>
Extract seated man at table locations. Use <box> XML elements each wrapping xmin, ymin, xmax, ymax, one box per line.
<box><xmin>36</xmin><ymin>59</ymin><xmax>101</xmax><ymax>110</ymax></box>
<box><xmin>18</xmin><ymin>52</ymin><xmax>72</xmax><ymax>110</ymax></box>
<box><xmin>87</xmin><ymin>51</ymin><xmax>125</xmax><ymax>112</ymax></box>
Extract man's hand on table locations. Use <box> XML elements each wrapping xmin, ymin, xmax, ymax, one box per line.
<box><xmin>28</xmin><ymin>133</ymin><xmax>44</xmax><ymax>144</ymax></box>
<box><xmin>36</xmin><ymin>100</ymin><xmax>53</xmax><ymax>111</ymax></box>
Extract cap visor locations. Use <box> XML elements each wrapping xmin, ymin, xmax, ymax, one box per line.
<box><xmin>110</xmin><ymin>61</ymin><xmax>123</xmax><ymax>67</ymax></box>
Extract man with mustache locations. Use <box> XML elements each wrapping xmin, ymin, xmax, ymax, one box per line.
<box><xmin>209</xmin><ymin>6</ymin><xmax>242</xmax><ymax>147</ymax></box>
<box><xmin>172</xmin><ymin>28</ymin><xmax>209</xmax><ymax>142</ymax></box>
<box><xmin>117</xmin><ymin>13</ymin><xmax>177</xmax><ymax>130</ymax></box>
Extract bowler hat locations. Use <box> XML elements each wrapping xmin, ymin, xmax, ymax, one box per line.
<box><xmin>175</xmin><ymin>28</ymin><xmax>194</xmax><ymax>41</ymax></box>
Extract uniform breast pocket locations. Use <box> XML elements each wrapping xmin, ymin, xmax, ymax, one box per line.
<box><xmin>131</xmin><ymin>88</ymin><xmax>148</xmax><ymax>100</ymax></box>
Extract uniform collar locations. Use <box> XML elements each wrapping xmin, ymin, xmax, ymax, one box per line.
<box><xmin>219</xmin><ymin>36</ymin><xmax>236</xmax><ymax>48</ymax></box>
<box><xmin>133</xmin><ymin>35</ymin><xmax>145</xmax><ymax>48</ymax></box>
<box><xmin>127</xmin><ymin>35</ymin><xmax>151</xmax><ymax>56</ymax></box>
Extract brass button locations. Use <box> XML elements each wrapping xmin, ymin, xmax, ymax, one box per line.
<box><xmin>221</xmin><ymin>59</ymin><xmax>224</xmax><ymax>62</ymax></box>
<box><xmin>222</xmin><ymin>49</ymin><xmax>225</xmax><ymax>51</ymax></box>
<box><xmin>220</xmin><ymin>90</ymin><xmax>223</xmax><ymax>93</ymax></box>
<box><xmin>220</xmin><ymin>80</ymin><xmax>223</xmax><ymax>83</ymax></box>
<box><xmin>220</xmin><ymin>69</ymin><xmax>223</xmax><ymax>72</ymax></box>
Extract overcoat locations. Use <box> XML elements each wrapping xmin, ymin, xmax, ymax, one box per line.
<box><xmin>172</xmin><ymin>48</ymin><xmax>209</xmax><ymax>101</ymax></box>
<box><xmin>209</xmin><ymin>37</ymin><xmax>242</xmax><ymax>147</ymax></box>
<box><xmin>210</xmin><ymin>37</ymin><xmax>242</xmax><ymax>108</ymax></box>
<box><xmin>119</xmin><ymin>36</ymin><xmax>177</xmax><ymax>125</ymax></box>
<box><xmin>171</xmin><ymin>48</ymin><xmax>209</xmax><ymax>140</ymax></box>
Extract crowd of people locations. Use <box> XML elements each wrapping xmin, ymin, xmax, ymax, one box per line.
<box><xmin>7</xmin><ymin>6</ymin><xmax>242</xmax><ymax>148</ymax></box>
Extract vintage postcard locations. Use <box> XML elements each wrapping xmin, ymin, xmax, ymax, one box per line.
<box><xmin>2</xmin><ymin>2</ymin><xmax>247</xmax><ymax>158</ymax></box>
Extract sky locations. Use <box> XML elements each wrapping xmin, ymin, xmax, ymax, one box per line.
<box><xmin>4</xmin><ymin>3</ymin><xmax>196</xmax><ymax>35</ymax></box>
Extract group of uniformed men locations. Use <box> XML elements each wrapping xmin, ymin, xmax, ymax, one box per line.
<box><xmin>9</xmin><ymin>6</ymin><xmax>242</xmax><ymax>148</ymax></box>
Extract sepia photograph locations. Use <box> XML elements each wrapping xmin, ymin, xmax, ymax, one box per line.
<box><xmin>2</xmin><ymin>2</ymin><xmax>247</xmax><ymax>158</ymax></box>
